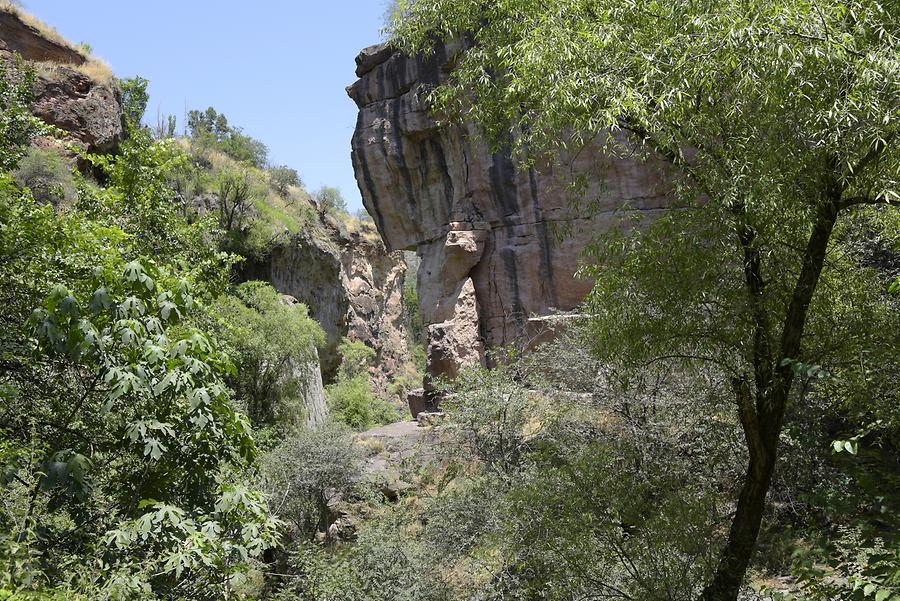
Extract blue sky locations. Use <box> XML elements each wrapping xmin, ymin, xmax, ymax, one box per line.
<box><xmin>23</xmin><ymin>0</ymin><xmax>391</xmax><ymax>211</ymax></box>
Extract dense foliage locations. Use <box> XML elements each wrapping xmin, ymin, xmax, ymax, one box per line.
<box><xmin>0</xmin><ymin>66</ymin><xmax>332</xmax><ymax>599</ymax></box>
<box><xmin>187</xmin><ymin>107</ymin><xmax>269</xmax><ymax>169</ymax></box>
<box><xmin>389</xmin><ymin>1</ymin><xmax>899</xmax><ymax>599</ymax></box>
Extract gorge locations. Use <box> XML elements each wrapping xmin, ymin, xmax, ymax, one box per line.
<box><xmin>348</xmin><ymin>41</ymin><xmax>671</xmax><ymax>397</ymax></box>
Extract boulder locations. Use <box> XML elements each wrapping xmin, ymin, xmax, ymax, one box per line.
<box><xmin>1</xmin><ymin>7</ymin><xmax>125</xmax><ymax>158</ymax></box>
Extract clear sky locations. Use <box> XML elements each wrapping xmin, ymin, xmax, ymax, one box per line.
<box><xmin>22</xmin><ymin>0</ymin><xmax>391</xmax><ymax>211</ymax></box>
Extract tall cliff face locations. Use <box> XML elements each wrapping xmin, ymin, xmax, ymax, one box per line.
<box><xmin>348</xmin><ymin>42</ymin><xmax>670</xmax><ymax>385</ymax></box>
<box><xmin>239</xmin><ymin>214</ymin><xmax>411</xmax><ymax>394</ymax></box>
<box><xmin>0</xmin><ymin>7</ymin><xmax>125</xmax><ymax>156</ymax></box>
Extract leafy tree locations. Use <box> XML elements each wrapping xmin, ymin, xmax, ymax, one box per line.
<box><xmin>0</xmin><ymin>59</ymin><xmax>42</xmax><ymax>172</ymax></box>
<box><xmin>188</xmin><ymin>106</ymin><xmax>269</xmax><ymax>168</ymax></box>
<box><xmin>1</xmin><ymin>249</ymin><xmax>278</xmax><ymax>596</ymax></box>
<box><xmin>326</xmin><ymin>338</ymin><xmax>400</xmax><ymax>430</ymax></box>
<box><xmin>260</xmin><ymin>423</ymin><xmax>363</xmax><ymax>541</ymax></box>
<box><xmin>269</xmin><ymin>165</ymin><xmax>302</xmax><ymax>197</ymax></box>
<box><xmin>393</xmin><ymin>1</ymin><xmax>899</xmax><ymax>598</ymax></box>
<box><xmin>117</xmin><ymin>76</ymin><xmax>149</xmax><ymax>130</ymax></box>
<box><xmin>188</xmin><ymin>107</ymin><xmax>230</xmax><ymax>140</ymax></box>
<box><xmin>153</xmin><ymin>112</ymin><xmax>178</xmax><ymax>140</ymax></box>
<box><xmin>314</xmin><ymin>185</ymin><xmax>348</xmax><ymax>215</ymax></box>
<box><xmin>213</xmin><ymin>282</ymin><xmax>325</xmax><ymax>429</ymax></box>
<box><xmin>215</xmin><ymin>165</ymin><xmax>261</xmax><ymax>232</ymax></box>
<box><xmin>82</xmin><ymin>127</ymin><xmax>189</xmax><ymax>254</ymax></box>
<box><xmin>81</xmin><ymin>127</ymin><xmax>235</xmax><ymax>301</ymax></box>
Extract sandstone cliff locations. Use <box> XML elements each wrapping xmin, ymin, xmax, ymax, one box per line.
<box><xmin>0</xmin><ymin>6</ymin><xmax>125</xmax><ymax>157</ymax></box>
<box><xmin>239</xmin><ymin>213</ymin><xmax>411</xmax><ymax>394</ymax></box>
<box><xmin>348</xmin><ymin>42</ymin><xmax>670</xmax><ymax>388</ymax></box>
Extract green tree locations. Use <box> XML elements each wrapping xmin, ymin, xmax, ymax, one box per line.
<box><xmin>213</xmin><ymin>282</ymin><xmax>325</xmax><ymax>429</ymax></box>
<box><xmin>314</xmin><ymin>185</ymin><xmax>348</xmax><ymax>215</ymax></box>
<box><xmin>269</xmin><ymin>165</ymin><xmax>302</xmax><ymax>197</ymax></box>
<box><xmin>188</xmin><ymin>107</ymin><xmax>269</xmax><ymax>168</ymax></box>
<box><xmin>393</xmin><ymin>1</ymin><xmax>899</xmax><ymax>599</ymax></box>
<box><xmin>0</xmin><ymin>59</ymin><xmax>42</xmax><ymax>172</ymax></box>
<box><xmin>326</xmin><ymin>339</ymin><xmax>400</xmax><ymax>430</ymax></box>
<box><xmin>215</xmin><ymin>165</ymin><xmax>261</xmax><ymax>232</ymax></box>
<box><xmin>1</xmin><ymin>249</ymin><xmax>278</xmax><ymax>596</ymax></box>
<box><xmin>117</xmin><ymin>76</ymin><xmax>149</xmax><ymax>130</ymax></box>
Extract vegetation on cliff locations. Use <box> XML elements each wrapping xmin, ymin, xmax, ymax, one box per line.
<box><xmin>0</xmin><ymin>53</ymin><xmax>402</xmax><ymax>598</ymax></box>
<box><xmin>384</xmin><ymin>0</ymin><xmax>900</xmax><ymax>599</ymax></box>
<box><xmin>1</xmin><ymin>1</ymin><xmax>897</xmax><ymax>600</ymax></box>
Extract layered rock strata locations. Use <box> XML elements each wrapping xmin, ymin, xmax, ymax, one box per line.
<box><xmin>348</xmin><ymin>42</ymin><xmax>670</xmax><ymax>387</ymax></box>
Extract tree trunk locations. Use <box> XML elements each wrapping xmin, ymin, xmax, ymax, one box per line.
<box><xmin>700</xmin><ymin>416</ymin><xmax>779</xmax><ymax>600</ymax></box>
<box><xmin>700</xmin><ymin>199</ymin><xmax>840</xmax><ymax>601</ymax></box>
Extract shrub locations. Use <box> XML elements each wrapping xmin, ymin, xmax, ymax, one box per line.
<box><xmin>313</xmin><ymin>185</ymin><xmax>347</xmax><ymax>215</ymax></box>
<box><xmin>215</xmin><ymin>165</ymin><xmax>263</xmax><ymax>232</ymax></box>
<box><xmin>327</xmin><ymin>374</ymin><xmax>400</xmax><ymax>431</ymax></box>
<box><xmin>117</xmin><ymin>76</ymin><xmax>149</xmax><ymax>130</ymax></box>
<box><xmin>260</xmin><ymin>423</ymin><xmax>363</xmax><ymax>540</ymax></box>
<box><xmin>0</xmin><ymin>59</ymin><xmax>42</xmax><ymax>172</ymax></box>
<box><xmin>336</xmin><ymin>338</ymin><xmax>376</xmax><ymax>379</ymax></box>
<box><xmin>12</xmin><ymin>147</ymin><xmax>75</xmax><ymax>205</ymax></box>
<box><xmin>188</xmin><ymin>107</ymin><xmax>268</xmax><ymax>168</ymax></box>
<box><xmin>213</xmin><ymin>281</ymin><xmax>325</xmax><ymax>429</ymax></box>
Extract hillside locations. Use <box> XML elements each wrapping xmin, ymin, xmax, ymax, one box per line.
<box><xmin>1</xmin><ymin>3</ymin><xmax>898</xmax><ymax>601</ymax></box>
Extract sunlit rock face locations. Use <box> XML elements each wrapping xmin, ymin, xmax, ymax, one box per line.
<box><xmin>348</xmin><ymin>42</ymin><xmax>670</xmax><ymax>386</ymax></box>
<box><xmin>0</xmin><ymin>8</ymin><xmax>125</xmax><ymax>157</ymax></box>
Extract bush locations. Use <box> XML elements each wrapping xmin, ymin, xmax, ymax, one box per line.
<box><xmin>260</xmin><ymin>423</ymin><xmax>363</xmax><ymax>541</ymax></box>
<box><xmin>336</xmin><ymin>338</ymin><xmax>376</xmax><ymax>379</ymax></box>
<box><xmin>12</xmin><ymin>147</ymin><xmax>75</xmax><ymax>205</ymax></box>
<box><xmin>187</xmin><ymin>106</ymin><xmax>268</xmax><ymax>168</ymax></box>
<box><xmin>0</xmin><ymin>59</ymin><xmax>42</xmax><ymax>172</ymax></box>
<box><xmin>215</xmin><ymin>165</ymin><xmax>264</xmax><ymax>232</ymax></box>
<box><xmin>269</xmin><ymin>165</ymin><xmax>302</xmax><ymax>197</ymax></box>
<box><xmin>116</xmin><ymin>76</ymin><xmax>149</xmax><ymax>130</ymax></box>
<box><xmin>213</xmin><ymin>281</ymin><xmax>325</xmax><ymax>429</ymax></box>
<box><xmin>327</xmin><ymin>374</ymin><xmax>400</xmax><ymax>431</ymax></box>
<box><xmin>313</xmin><ymin>185</ymin><xmax>347</xmax><ymax>215</ymax></box>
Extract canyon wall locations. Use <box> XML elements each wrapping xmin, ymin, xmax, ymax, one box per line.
<box><xmin>348</xmin><ymin>42</ymin><xmax>670</xmax><ymax>390</ymax></box>
<box><xmin>239</xmin><ymin>214</ymin><xmax>411</xmax><ymax>394</ymax></box>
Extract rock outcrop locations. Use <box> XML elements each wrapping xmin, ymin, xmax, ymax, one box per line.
<box><xmin>348</xmin><ymin>42</ymin><xmax>670</xmax><ymax>387</ymax></box>
<box><xmin>240</xmin><ymin>214</ymin><xmax>411</xmax><ymax>394</ymax></box>
<box><xmin>0</xmin><ymin>9</ymin><xmax>86</xmax><ymax>65</ymax></box>
<box><xmin>1</xmin><ymin>7</ymin><xmax>125</xmax><ymax>156</ymax></box>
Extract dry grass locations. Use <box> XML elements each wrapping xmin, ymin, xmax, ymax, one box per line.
<box><xmin>1</xmin><ymin>1</ymin><xmax>114</xmax><ymax>83</ymax></box>
<box><xmin>36</xmin><ymin>59</ymin><xmax>114</xmax><ymax>85</ymax></box>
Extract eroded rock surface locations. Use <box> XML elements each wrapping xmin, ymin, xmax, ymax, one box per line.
<box><xmin>1</xmin><ymin>8</ymin><xmax>125</xmax><ymax>156</ymax></box>
<box><xmin>348</xmin><ymin>42</ymin><xmax>670</xmax><ymax>385</ymax></box>
<box><xmin>30</xmin><ymin>69</ymin><xmax>125</xmax><ymax>155</ymax></box>
<box><xmin>239</xmin><ymin>214</ymin><xmax>411</xmax><ymax>393</ymax></box>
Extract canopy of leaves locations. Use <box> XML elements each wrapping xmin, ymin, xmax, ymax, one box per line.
<box><xmin>213</xmin><ymin>282</ymin><xmax>325</xmax><ymax>429</ymax></box>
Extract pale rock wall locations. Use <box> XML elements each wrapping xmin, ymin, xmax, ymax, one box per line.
<box><xmin>348</xmin><ymin>42</ymin><xmax>670</xmax><ymax>388</ymax></box>
<box><xmin>239</xmin><ymin>215</ymin><xmax>411</xmax><ymax>395</ymax></box>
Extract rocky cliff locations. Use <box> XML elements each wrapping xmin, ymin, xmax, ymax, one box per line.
<box><xmin>0</xmin><ymin>6</ymin><xmax>125</xmax><ymax>156</ymax></box>
<box><xmin>239</xmin><ymin>214</ymin><xmax>411</xmax><ymax>394</ymax></box>
<box><xmin>348</xmin><ymin>42</ymin><xmax>670</xmax><ymax>389</ymax></box>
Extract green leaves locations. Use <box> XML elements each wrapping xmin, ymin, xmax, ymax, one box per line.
<box><xmin>22</xmin><ymin>259</ymin><xmax>271</xmax><ymax>593</ymax></box>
